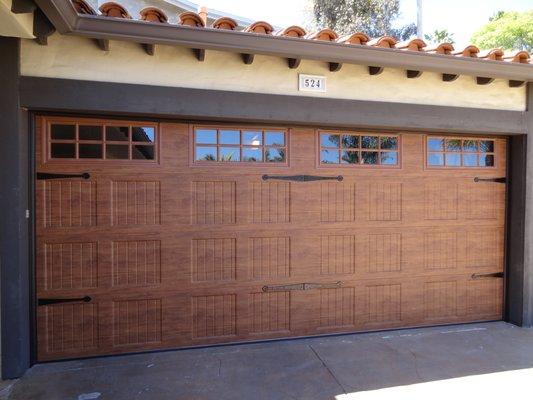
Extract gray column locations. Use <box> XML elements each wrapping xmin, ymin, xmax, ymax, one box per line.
<box><xmin>0</xmin><ymin>37</ymin><xmax>31</xmax><ymax>379</ymax></box>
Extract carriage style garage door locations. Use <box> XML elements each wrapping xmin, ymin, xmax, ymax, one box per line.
<box><xmin>35</xmin><ymin>116</ymin><xmax>507</xmax><ymax>361</ymax></box>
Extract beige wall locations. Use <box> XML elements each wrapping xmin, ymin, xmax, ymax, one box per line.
<box><xmin>21</xmin><ymin>33</ymin><xmax>526</xmax><ymax>111</ymax></box>
<box><xmin>0</xmin><ymin>0</ymin><xmax>33</xmax><ymax>39</ymax></box>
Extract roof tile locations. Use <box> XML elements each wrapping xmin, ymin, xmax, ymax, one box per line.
<box><xmin>276</xmin><ymin>26</ymin><xmax>306</xmax><ymax>38</ymax></box>
<box><xmin>453</xmin><ymin>45</ymin><xmax>480</xmax><ymax>57</ymax></box>
<box><xmin>367</xmin><ymin>36</ymin><xmax>397</xmax><ymax>48</ymax></box>
<box><xmin>503</xmin><ymin>50</ymin><xmax>530</xmax><ymax>63</ymax></box>
<box><xmin>396</xmin><ymin>38</ymin><xmax>426</xmax><ymax>51</ymax></box>
<box><xmin>139</xmin><ymin>7</ymin><xmax>167</xmax><ymax>23</ymax></box>
<box><xmin>425</xmin><ymin>43</ymin><xmax>454</xmax><ymax>55</ymax></box>
<box><xmin>337</xmin><ymin>32</ymin><xmax>369</xmax><ymax>45</ymax></box>
<box><xmin>99</xmin><ymin>2</ymin><xmax>131</xmax><ymax>19</ymax></box>
<box><xmin>212</xmin><ymin>17</ymin><xmax>238</xmax><ymax>30</ymax></box>
<box><xmin>244</xmin><ymin>21</ymin><xmax>274</xmax><ymax>35</ymax></box>
<box><xmin>306</xmin><ymin>29</ymin><xmax>338</xmax><ymax>42</ymax></box>
<box><xmin>479</xmin><ymin>48</ymin><xmax>504</xmax><ymax>61</ymax></box>
<box><xmin>179</xmin><ymin>11</ymin><xmax>205</xmax><ymax>27</ymax></box>
<box><xmin>71</xmin><ymin>0</ymin><xmax>96</xmax><ymax>15</ymax></box>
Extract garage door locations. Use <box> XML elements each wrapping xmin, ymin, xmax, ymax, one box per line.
<box><xmin>35</xmin><ymin>116</ymin><xmax>506</xmax><ymax>361</ymax></box>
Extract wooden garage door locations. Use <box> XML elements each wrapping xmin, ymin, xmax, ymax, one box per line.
<box><xmin>35</xmin><ymin>116</ymin><xmax>506</xmax><ymax>361</ymax></box>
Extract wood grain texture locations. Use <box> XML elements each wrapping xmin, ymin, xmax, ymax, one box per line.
<box><xmin>35</xmin><ymin>116</ymin><xmax>507</xmax><ymax>361</ymax></box>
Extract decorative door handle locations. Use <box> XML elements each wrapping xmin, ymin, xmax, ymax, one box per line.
<box><xmin>262</xmin><ymin>282</ymin><xmax>342</xmax><ymax>292</ymax></box>
<box><xmin>37</xmin><ymin>172</ymin><xmax>91</xmax><ymax>180</ymax></box>
<box><xmin>38</xmin><ymin>296</ymin><xmax>92</xmax><ymax>306</ymax></box>
<box><xmin>262</xmin><ymin>175</ymin><xmax>343</xmax><ymax>182</ymax></box>
<box><xmin>473</xmin><ymin>177</ymin><xmax>506</xmax><ymax>183</ymax></box>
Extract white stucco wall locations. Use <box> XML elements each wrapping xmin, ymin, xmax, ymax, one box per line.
<box><xmin>0</xmin><ymin>0</ymin><xmax>34</xmax><ymax>39</ymax></box>
<box><xmin>20</xmin><ymin>33</ymin><xmax>526</xmax><ymax>111</ymax></box>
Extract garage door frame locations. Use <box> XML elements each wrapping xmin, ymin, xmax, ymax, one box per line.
<box><xmin>1</xmin><ymin>63</ymin><xmax>531</xmax><ymax>377</ymax></box>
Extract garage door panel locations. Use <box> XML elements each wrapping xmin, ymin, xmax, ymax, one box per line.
<box><xmin>35</xmin><ymin>118</ymin><xmax>507</xmax><ymax>361</ymax></box>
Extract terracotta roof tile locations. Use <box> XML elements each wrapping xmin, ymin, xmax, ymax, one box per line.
<box><xmin>69</xmin><ymin>1</ymin><xmax>532</xmax><ymax>71</ymax></box>
<box><xmin>99</xmin><ymin>2</ymin><xmax>131</xmax><ymax>19</ymax></box>
<box><xmin>337</xmin><ymin>32</ymin><xmax>369</xmax><ymax>45</ymax></box>
<box><xmin>276</xmin><ymin>26</ymin><xmax>306</xmax><ymax>38</ymax></box>
<box><xmin>425</xmin><ymin>43</ymin><xmax>454</xmax><ymax>55</ymax></box>
<box><xmin>212</xmin><ymin>17</ymin><xmax>238</xmax><ymax>30</ymax></box>
<box><xmin>139</xmin><ymin>7</ymin><xmax>167</xmax><ymax>23</ymax></box>
<box><xmin>306</xmin><ymin>29</ymin><xmax>338</xmax><ymax>42</ymax></box>
<box><xmin>479</xmin><ymin>48</ymin><xmax>504</xmax><ymax>61</ymax></box>
<box><xmin>244</xmin><ymin>21</ymin><xmax>274</xmax><ymax>35</ymax></box>
<box><xmin>71</xmin><ymin>0</ymin><xmax>96</xmax><ymax>15</ymax></box>
<box><xmin>396</xmin><ymin>38</ymin><xmax>426</xmax><ymax>51</ymax></box>
<box><xmin>367</xmin><ymin>36</ymin><xmax>397</xmax><ymax>48</ymax></box>
<box><xmin>453</xmin><ymin>45</ymin><xmax>480</xmax><ymax>57</ymax></box>
<box><xmin>179</xmin><ymin>11</ymin><xmax>205</xmax><ymax>27</ymax></box>
<box><xmin>503</xmin><ymin>50</ymin><xmax>530</xmax><ymax>63</ymax></box>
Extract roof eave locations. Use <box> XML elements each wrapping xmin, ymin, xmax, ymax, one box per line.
<box><xmin>35</xmin><ymin>0</ymin><xmax>533</xmax><ymax>82</ymax></box>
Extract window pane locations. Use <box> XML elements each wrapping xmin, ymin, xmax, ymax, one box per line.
<box><xmin>195</xmin><ymin>146</ymin><xmax>216</xmax><ymax>161</ymax></box>
<box><xmin>380</xmin><ymin>137</ymin><xmax>398</xmax><ymax>150</ymax></box>
<box><xmin>479</xmin><ymin>140</ymin><xmax>494</xmax><ymax>152</ymax></box>
<box><xmin>446</xmin><ymin>139</ymin><xmax>461</xmax><ymax>152</ymax></box>
<box><xmin>243</xmin><ymin>147</ymin><xmax>263</xmax><ymax>162</ymax></box>
<box><xmin>463</xmin><ymin>140</ymin><xmax>477</xmax><ymax>152</ymax></box>
<box><xmin>265</xmin><ymin>132</ymin><xmax>285</xmax><ymax>146</ymax></box>
<box><xmin>51</xmin><ymin>124</ymin><xmax>76</xmax><ymax>140</ymax></box>
<box><xmin>132</xmin><ymin>127</ymin><xmax>155</xmax><ymax>143</ymax></box>
<box><xmin>219</xmin><ymin>130</ymin><xmax>240</xmax><ymax>145</ymax></box>
<box><xmin>479</xmin><ymin>154</ymin><xmax>494</xmax><ymax>167</ymax></box>
<box><xmin>320</xmin><ymin>149</ymin><xmax>339</xmax><ymax>164</ymax></box>
<box><xmin>243</xmin><ymin>131</ymin><xmax>262</xmax><ymax>146</ymax></box>
<box><xmin>428</xmin><ymin>153</ymin><xmax>444</xmax><ymax>166</ymax></box>
<box><xmin>79</xmin><ymin>126</ymin><xmax>102</xmax><ymax>141</ymax></box>
<box><xmin>361</xmin><ymin>136</ymin><xmax>378</xmax><ymax>149</ymax></box>
<box><xmin>106</xmin><ymin>126</ymin><xmax>129</xmax><ymax>141</ymax></box>
<box><xmin>427</xmin><ymin>138</ymin><xmax>444</xmax><ymax>151</ymax></box>
<box><xmin>132</xmin><ymin>145</ymin><xmax>155</xmax><ymax>160</ymax></box>
<box><xmin>195</xmin><ymin>129</ymin><xmax>217</xmax><ymax>144</ymax></box>
<box><xmin>341</xmin><ymin>135</ymin><xmax>359</xmax><ymax>149</ymax></box>
<box><xmin>219</xmin><ymin>147</ymin><xmax>240</xmax><ymax>161</ymax></box>
<box><xmin>265</xmin><ymin>148</ymin><xmax>285</xmax><ymax>162</ymax></box>
<box><xmin>79</xmin><ymin>144</ymin><xmax>102</xmax><ymax>159</ymax></box>
<box><xmin>321</xmin><ymin>134</ymin><xmax>340</xmax><ymax>148</ymax></box>
<box><xmin>445</xmin><ymin>153</ymin><xmax>461</xmax><ymax>166</ymax></box>
<box><xmin>106</xmin><ymin>144</ymin><xmax>129</xmax><ymax>159</ymax></box>
<box><xmin>463</xmin><ymin>154</ymin><xmax>478</xmax><ymax>167</ymax></box>
<box><xmin>362</xmin><ymin>151</ymin><xmax>378</xmax><ymax>164</ymax></box>
<box><xmin>341</xmin><ymin>150</ymin><xmax>359</xmax><ymax>164</ymax></box>
<box><xmin>380</xmin><ymin>151</ymin><xmax>398</xmax><ymax>165</ymax></box>
<box><xmin>51</xmin><ymin>143</ymin><xmax>76</xmax><ymax>158</ymax></box>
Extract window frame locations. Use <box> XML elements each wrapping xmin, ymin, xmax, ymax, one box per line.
<box><xmin>191</xmin><ymin>125</ymin><xmax>290</xmax><ymax>166</ymax></box>
<box><xmin>425</xmin><ymin>135</ymin><xmax>497</xmax><ymax>169</ymax></box>
<box><xmin>44</xmin><ymin>117</ymin><xmax>159</xmax><ymax>163</ymax></box>
<box><xmin>316</xmin><ymin>130</ymin><xmax>402</xmax><ymax>169</ymax></box>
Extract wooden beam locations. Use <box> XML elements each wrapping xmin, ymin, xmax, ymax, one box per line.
<box><xmin>329</xmin><ymin>62</ymin><xmax>342</xmax><ymax>72</ymax></box>
<box><xmin>406</xmin><ymin>70</ymin><xmax>422</xmax><ymax>78</ymax></box>
<box><xmin>509</xmin><ymin>80</ymin><xmax>525</xmax><ymax>88</ymax></box>
<box><xmin>241</xmin><ymin>53</ymin><xmax>254</xmax><ymax>65</ymax></box>
<box><xmin>193</xmin><ymin>48</ymin><xmax>205</xmax><ymax>62</ymax></box>
<box><xmin>288</xmin><ymin>58</ymin><xmax>301</xmax><ymax>69</ymax></box>
<box><xmin>33</xmin><ymin>8</ymin><xmax>55</xmax><ymax>45</ymax></box>
<box><xmin>142</xmin><ymin>43</ymin><xmax>156</xmax><ymax>56</ymax></box>
<box><xmin>442</xmin><ymin>73</ymin><xmax>459</xmax><ymax>82</ymax></box>
<box><xmin>368</xmin><ymin>66</ymin><xmax>383</xmax><ymax>75</ymax></box>
<box><xmin>477</xmin><ymin>77</ymin><xmax>495</xmax><ymax>85</ymax></box>
<box><xmin>96</xmin><ymin>39</ymin><xmax>109</xmax><ymax>51</ymax></box>
<box><xmin>11</xmin><ymin>0</ymin><xmax>36</xmax><ymax>13</ymax></box>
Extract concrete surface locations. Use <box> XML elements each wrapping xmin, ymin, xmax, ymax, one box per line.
<box><xmin>6</xmin><ymin>321</ymin><xmax>533</xmax><ymax>400</ymax></box>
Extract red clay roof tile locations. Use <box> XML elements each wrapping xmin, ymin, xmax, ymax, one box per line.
<box><xmin>244</xmin><ymin>21</ymin><xmax>274</xmax><ymax>35</ymax></box>
<box><xmin>504</xmin><ymin>50</ymin><xmax>530</xmax><ymax>63</ymax></box>
<box><xmin>99</xmin><ymin>2</ymin><xmax>131</xmax><ymax>19</ymax></box>
<box><xmin>337</xmin><ymin>32</ymin><xmax>369</xmax><ymax>45</ymax></box>
<box><xmin>425</xmin><ymin>43</ymin><xmax>454</xmax><ymax>55</ymax></box>
<box><xmin>306</xmin><ymin>29</ymin><xmax>338</xmax><ymax>42</ymax></box>
<box><xmin>479</xmin><ymin>48</ymin><xmax>504</xmax><ymax>61</ymax></box>
<box><xmin>140</xmin><ymin>7</ymin><xmax>167</xmax><ymax>23</ymax></box>
<box><xmin>396</xmin><ymin>38</ymin><xmax>426</xmax><ymax>51</ymax></box>
<box><xmin>367</xmin><ymin>36</ymin><xmax>397</xmax><ymax>48</ymax></box>
<box><xmin>453</xmin><ymin>45</ymin><xmax>480</xmax><ymax>57</ymax></box>
<box><xmin>276</xmin><ymin>26</ymin><xmax>306</xmax><ymax>38</ymax></box>
<box><xmin>212</xmin><ymin>17</ymin><xmax>238</xmax><ymax>30</ymax></box>
<box><xmin>179</xmin><ymin>11</ymin><xmax>205</xmax><ymax>27</ymax></box>
<box><xmin>71</xmin><ymin>0</ymin><xmax>96</xmax><ymax>15</ymax></box>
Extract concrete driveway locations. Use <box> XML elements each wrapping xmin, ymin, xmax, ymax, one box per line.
<box><xmin>5</xmin><ymin>322</ymin><xmax>533</xmax><ymax>400</ymax></box>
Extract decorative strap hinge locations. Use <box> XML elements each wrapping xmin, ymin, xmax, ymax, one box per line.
<box><xmin>473</xmin><ymin>177</ymin><xmax>506</xmax><ymax>184</ymax></box>
<box><xmin>262</xmin><ymin>282</ymin><xmax>342</xmax><ymax>292</ymax></box>
<box><xmin>262</xmin><ymin>175</ymin><xmax>343</xmax><ymax>182</ymax></box>
<box><xmin>38</xmin><ymin>296</ymin><xmax>92</xmax><ymax>306</ymax></box>
<box><xmin>37</xmin><ymin>172</ymin><xmax>91</xmax><ymax>180</ymax></box>
<box><xmin>471</xmin><ymin>272</ymin><xmax>504</xmax><ymax>280</ymax></box>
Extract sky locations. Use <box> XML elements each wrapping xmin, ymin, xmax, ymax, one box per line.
<box><xmin>199</xmin><ymin>0</ymin><xmax>532</xmax><ymax>47</ymax></box>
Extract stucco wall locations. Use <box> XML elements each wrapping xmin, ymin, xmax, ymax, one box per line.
<box><xmin>20</xmin><ymin>33</ymin><xmax>526</xmax><ymax>111</ymax></box>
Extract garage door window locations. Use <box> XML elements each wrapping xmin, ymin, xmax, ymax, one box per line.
<box><xmin>426</xmin><ymin>137</ymin><xmax>495</xmax><ymax>168</ymax></box>
<box><xmin>194</xmin><ymin>127</ymin><xmax>287</xmax><ymax>163</ymax></box>
<box><xmin>319</xmin><ymin>132</ymin><xmax>399</xmax><ymax>167</ymax></box>
<box><xmin>48</xmin><ymin>121</ymin><xmax>157</xmax><ymax>161</ymax></box>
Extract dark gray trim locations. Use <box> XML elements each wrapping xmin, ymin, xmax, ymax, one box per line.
<box><xmin>19</xmin><ymin>77</ymin><xmax>526</xmax><ymax>134</ymax></box>
<box><xmin>34</xmin><ymin>0</ymin><xmax>533</xmax><ymax>81</ymax></box>
<box><xmin>524</xmin><ymin>83</ymin><xmax>533</xmax><ymax>327</ymax></box>
<box><xmin>505</xmin><ymin>135</ymin><xmax>527</xmax><ymax>325</ymax></box>
<box><xmin>0</xmin><ymin>37</ymin><xmax>31</xmax><ymax>379</ymax></box>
